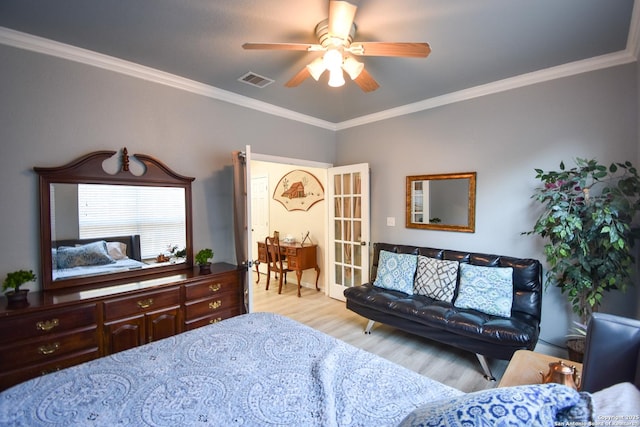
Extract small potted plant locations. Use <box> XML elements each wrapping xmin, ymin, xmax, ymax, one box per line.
<box><xmin>3</xmin><ymin>269</ymin><xmax>37</xmax><ymax>308</ymax></box>
<box><xmin>172</xmin><ymin>247</ymin><xmax>187</xmax><ymax>260</ymax></box>
<box><xmin>195</xmin><ymin>248</ymin><xmax>214</xmax><ymax>273</ymax></box>
<box><xmin>167</xmin><ymin>244</ymin><xmax>187</xmax><ymax>263</ymax></box>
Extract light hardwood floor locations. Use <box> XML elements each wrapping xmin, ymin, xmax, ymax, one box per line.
<box><xmin>252</xmin><ymin>274</ymin><xmax>509</xmax><ymax>393</ymax></box>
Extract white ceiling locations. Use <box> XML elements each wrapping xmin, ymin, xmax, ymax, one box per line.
<box><xmin>0</xmin><ymin>0</ymin><xmax>637</xmax><ymax>128</ymax></box>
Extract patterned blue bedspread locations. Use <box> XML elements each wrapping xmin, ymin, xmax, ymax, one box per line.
<box><xmin>0</xmin><ymin>312</ymin><xmax>462</xmax><ymax>426</ymax></box>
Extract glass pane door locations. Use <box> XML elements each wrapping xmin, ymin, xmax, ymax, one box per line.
<box><xmin>328</xmin><ymin>163</ymin><xmax>369</xmax><ymax>301</ymax></box>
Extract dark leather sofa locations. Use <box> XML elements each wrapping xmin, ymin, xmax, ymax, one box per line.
<box><xmin>343</xmin><ymin>242</ymin><xmax>543</xmax><ymax>380</ymax></box>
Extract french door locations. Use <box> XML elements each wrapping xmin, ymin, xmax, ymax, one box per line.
<box><xmin>327</xmin><ymin>163</ymin><xmax>370</xmax><ymax>301</ymax></box>
<box><xmin>236</xmin><ymin>147</ymin><xmax>370</xmax><ymax>309</ymax></box>
<box><xmin>241</xmin><ymin>146</ymin><xmax>254</xmax><ymax>313</ymax></box>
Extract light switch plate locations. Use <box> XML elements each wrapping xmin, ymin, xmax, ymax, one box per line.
<box><xmin>386</xmin><ymin>217</ymin><xmax>396</xmax><ymax>226</ymax></box>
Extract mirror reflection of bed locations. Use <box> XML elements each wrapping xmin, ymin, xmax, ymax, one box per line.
<box><xmin>49</xmin><ymin>183</ymin><xmax>188</xmax><ymax>283</ymax></box>
<box><xmin>51</xmin><ymin>235</ymin><xmax>148</xmax><ymax>281</ymax></box>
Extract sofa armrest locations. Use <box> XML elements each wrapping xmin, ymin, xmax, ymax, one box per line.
<box><xmin>581</xmin><ymin>313</ymin><xmax>640</xmax><ymax>392</ymax></box>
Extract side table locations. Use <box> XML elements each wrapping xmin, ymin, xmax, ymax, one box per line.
<box><xmin>498</xmin><ymin>349</ymin><xmax>583</xmax><ymax>388</ymax></box>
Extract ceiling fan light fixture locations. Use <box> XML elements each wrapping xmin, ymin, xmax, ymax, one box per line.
<box><xmin>323</xmin><ymin>48</ymin><xmax>343</xmax><ymax>71</ymax></box>
<box><xmin>306</xmin><ymin>57</ymin><xmax>326</xmax><ymax>81</ymax></box>
<box><xmin>327</xmin><ymin>68</ymin><xmax>345</xmax><ymax>87</ymax></box>
<box><xmin>342</xmin><ymin>57</ymin><xmax>364</xmax><ymax>80</ymax></box>
<box><xmin>244</xmin><ymin>1</ymin><xmax>425</xmax><ymax>92</ymax></box>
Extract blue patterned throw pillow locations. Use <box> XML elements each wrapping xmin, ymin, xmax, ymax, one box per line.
<box><xmin>57</xmin><ymin>240</ymin><xmax>115</xmax><ymax>269</ymax></box>
<box><xmin>398</xmin><ymin>384</ymin><xmax>583</xmax><ymax>427</ymax></box>
<box><xmin>373</xmin><ymin>250</ymin><xmax>418</xmax><ymax>294</ymax></box>
<box><xmin>454</xmin><ymin>263</ymin><xmax>513</xmax><ymax>317</ymax></box>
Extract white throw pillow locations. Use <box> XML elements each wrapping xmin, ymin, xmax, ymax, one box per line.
<box><xmin>107</xmin><ymin>241</ymin><xmax>128</xmax><ymax>260</ymax></box>
<box><xmin>592</xmin><ymin>382</ymin><xmax>640</xmax><ymax>418</ymax></box>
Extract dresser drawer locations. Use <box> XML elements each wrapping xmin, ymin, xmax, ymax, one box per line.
<box><xmin>184</xmin><ymin>293</ymin><xmax>241</xmax><ymax>321</ymax></box>
<box><xmin>184</xmin><ymin>271</ymin><xmax>240</xmax><ymax>300</ymax></box>
<box><xmin>0</xmin><ymin>303</ymin><xmax>96</xmax><ymax>341</ymax></box>
<box><xmin>103</xmin><ymin>287</ymin><xmax>181</xmax><ymax>321</ymax></box>
<box><xmin>0</xmin><ymin>326</ymin><xmax>98</xmax><ymax>370</ymax></box>
<box><xmin>184</xmin><ymin>308</ymin><xmax>240</xmax><ymax>331</ymax></box>
<box><xmin>0</xmin><ymin>348</ymin><xmax>99</xmax><ymax>391</ymax></box>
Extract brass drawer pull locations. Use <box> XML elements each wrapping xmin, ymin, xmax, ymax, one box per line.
<box><xmin>38</xmin><ymin>342</ymin><xmax>60</xmax><ymax>355</ymax></box>
<box><xmin>41</xmin><ymin>366</ymin><xmax>61</xmax><ymax>375</ymax></box>
<box><xmin>209</xmin><ymin>317</ymin><xmax>222</xmax><ymax>324</ymax></box>
<box><xmin>36</xmin><ymin>318</ymin><xmax>59</xmax><ymax>332</ymax></box>
<box><xmin>209</xmin><ymin>300</ymin><xmax>222</xmax><ymax>310</ymax></box>
<box><xmin>209</xmin><ymin>283</ymin><xmax>222</xmax><ymax>293</ymax></box>
<box><xmin>137</xmin><ymin>298</ymin><xmax>154</xmax><ymax>309</ymax></box>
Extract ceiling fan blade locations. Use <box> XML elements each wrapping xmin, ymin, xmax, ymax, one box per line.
<box><xmin>242</xmin><ymin>43</ymin><xmax>323</xmax><ymax>52</ymax></box>
<box><xmin>349</xmin><ymin>42</ymin><xmax>431</xmax><ymax>58</ymax></box>
<box><xmin>353</xmin><ymin>68</ymin><xmax>380</xmax><ymax>92</ymax></box>
<box><xmin>285</xmin><ymin>67</ymin><xmax>311</xmax><ymax>87</ymax></box>
<box><xmin>329</xmin><ymin>1</ymin><xmax>357</xmax><ymax>40</ymax></box>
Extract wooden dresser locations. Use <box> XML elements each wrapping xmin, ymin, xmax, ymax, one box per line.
<box><xmin>0</xmin><ymin>263</ymin><xmax>244</xmax><ymax>391</ymax></box>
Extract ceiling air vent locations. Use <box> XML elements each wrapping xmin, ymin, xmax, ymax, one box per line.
<box><xmin>238</xmin><ymin>72</ymin><xmax>274</xmax><ymax>88</ymax></box>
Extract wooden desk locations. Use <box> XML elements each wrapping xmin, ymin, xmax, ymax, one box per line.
<box><xmin>498</xmin><ymin>350</ymin><xmax>582</xmax><ymax>388</ymax></box>
<box><xmin>256</xmin><ymin>242</ymin><xmax>320</xmax><ymax>296</ymax></box>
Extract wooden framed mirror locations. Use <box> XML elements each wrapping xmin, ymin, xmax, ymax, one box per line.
<box><xmin>35</xmin><ymin>148</ymin><xmax>195</xmax><ymax>290</ymax></box>
<box><xmin>406</xmin><ymin>172</ymin><xmax>476</xmax><ymax>233</ymax></box>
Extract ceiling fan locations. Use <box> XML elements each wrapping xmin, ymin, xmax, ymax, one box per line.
<box><xmin>242</xmin><ymin>0</ymin><xmax>431</xmax><ymax>92</ymax></box>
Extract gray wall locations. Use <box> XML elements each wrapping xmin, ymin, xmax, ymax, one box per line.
<box><xmin>0</xmin><ymin>44</ymin><xmax>336</xmax><ymax>287</ymax></box>
<box><xmin>1</xmin><ymin>41</ymin><xmax>639</xmax><ymax>347</ymax></box>
<box><xmin>335</xmin><ymin>63</ymin><xmax>639</xmax><ymax>346</ymax></box>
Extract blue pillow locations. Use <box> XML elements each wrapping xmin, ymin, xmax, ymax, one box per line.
<box><xmin>56</xmin><ymin>240</ymin><xmax>115</xmax><ymax>269</ymax></box>
<box><xmin>454</xmin><ymin>263</ymin><xmax>513</xmax><ymax>317</ymax></box>
<box><xmin>51</xmin><ymin>248</ymin><xmax>57</xmax><ymax>271</ymax></box>
<box><xmin>398</xmin><ymin>384</ymin><xmax>583</xmax><ymax>427</ymax></box>
<box><xmin>373</xmin><ymin>250</ymin><xmax>418</xmax><ymax>294</ymax></box>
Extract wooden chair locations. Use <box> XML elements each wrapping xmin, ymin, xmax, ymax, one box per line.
<box><xmin>265</xmin><ymin>235</ymin><xmax>292</xmax><ymax>294</ymax></box>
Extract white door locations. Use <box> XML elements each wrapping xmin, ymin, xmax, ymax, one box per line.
<box><xmin>327</xmin><ymin>163</ymin><xmax>370</xmax><ymax>301</ymax></box>
<box><xmin>244</xmin><ymin>146</ymin><xmax>254</xmax><ymax>313</ymax></box>
<box><xmin>250</xmin><ymin>175</ymin><xmax>269</xmax><ymax>275</ymax></box>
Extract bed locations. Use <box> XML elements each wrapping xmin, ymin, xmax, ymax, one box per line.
<box><xmin>52</xmin><ymin>235</ymin><xmax>147</xmax><ymax>281</ymax></box>
<box><xmin>0</xmin><ymin>312</ymin><xmax>461</xmax><ymax>426</ymax></box>
<box><xmin>0</xmin><ymin>312</ymin><xmax>619</xmax><ymax>426</ymax></box>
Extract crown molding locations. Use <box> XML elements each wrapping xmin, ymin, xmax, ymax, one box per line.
<box><xmin>0</xmin><ymin>27</ymin><xmax>337</xmax><ymax>131</ymax></box>
<box><xmin>0</xmin><ymin>21</ymin><xmax>636</xmax><ymax>132</ymax></box>
<box><xmin>336</xmin><ymin>50</ymin><xmax>636</xmax><ymax>130</ymax></box>
<box><xmin>628</xmin><ymin>0</ymin><xmax>640</xmax><ymax>59</ymax></box>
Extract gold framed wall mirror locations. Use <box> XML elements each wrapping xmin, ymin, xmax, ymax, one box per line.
<box><xmin>405</xmin><ymin>172</ymin><xmax>476</xmax><ymax>233</ymax></box>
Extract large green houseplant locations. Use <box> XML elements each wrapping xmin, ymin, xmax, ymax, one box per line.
<box><xmin>525</xmin><ymin>158</ymin><xmax>640</xmax><ymax>348</ymax></box>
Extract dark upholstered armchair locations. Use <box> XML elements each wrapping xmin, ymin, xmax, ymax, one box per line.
<box><xmin>581</xmin><ymin>312</ymin><xmax>640</xmax><ymax>392</ymax></box>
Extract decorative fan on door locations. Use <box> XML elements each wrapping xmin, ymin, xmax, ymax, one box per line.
<box><xmin>242</xmin><ymin>1</ymin><xmax>431</xmax><ymax>92</ymax></box>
